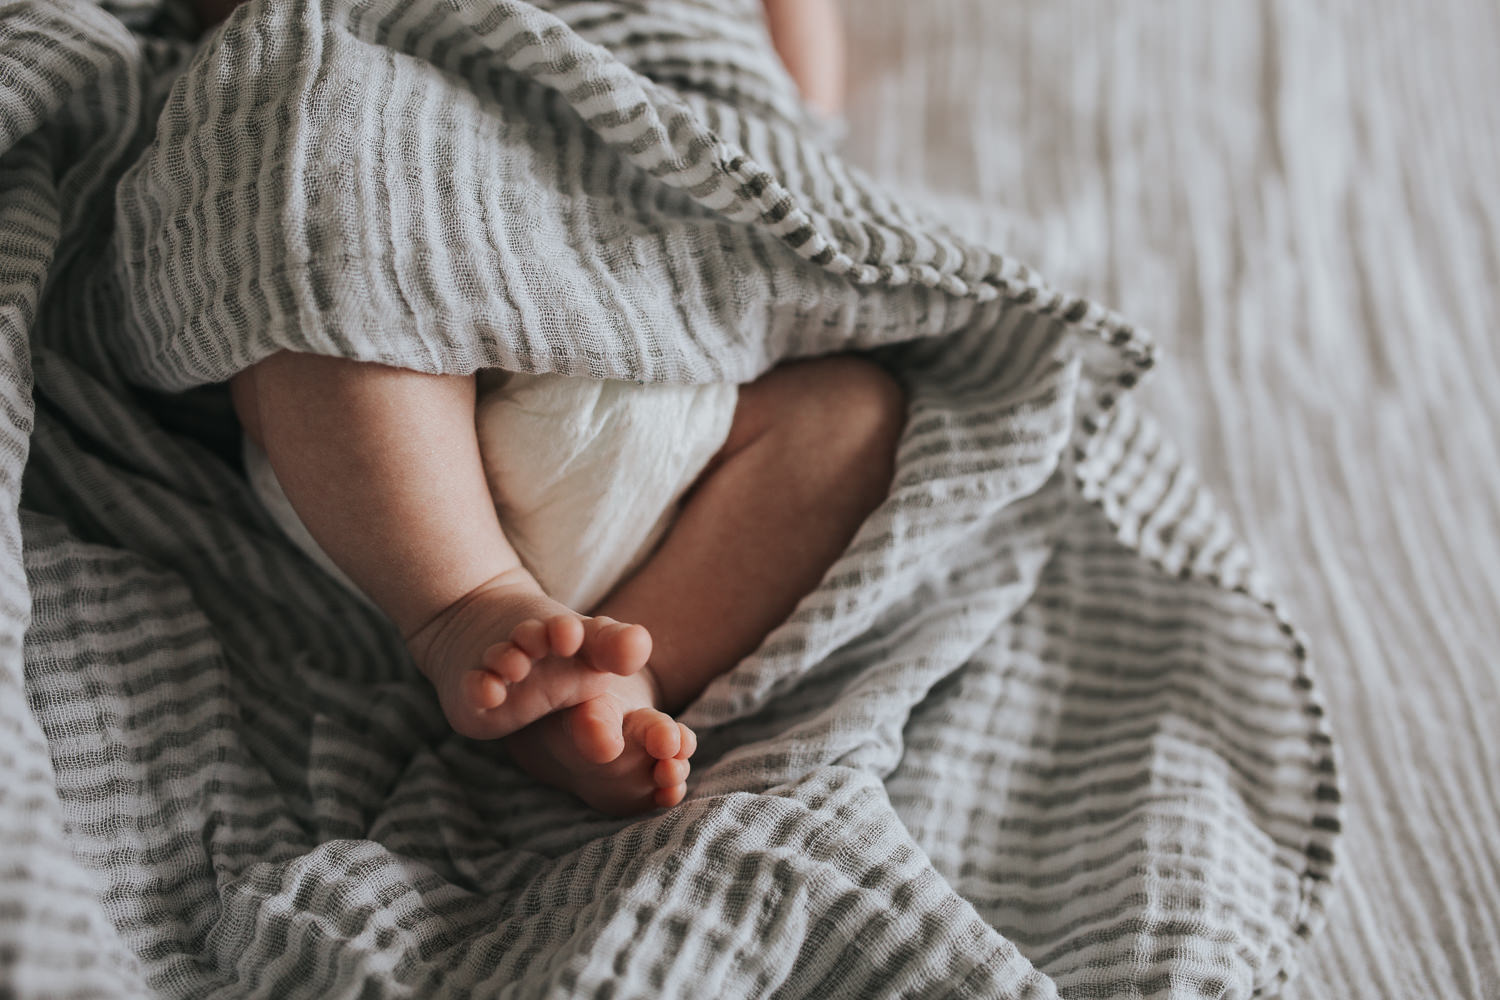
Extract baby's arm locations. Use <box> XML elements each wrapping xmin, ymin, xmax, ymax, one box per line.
<box><xmin>762</xmin><ymin>0</ymin><xmax>845</xmax><ymax>116</ymax></box>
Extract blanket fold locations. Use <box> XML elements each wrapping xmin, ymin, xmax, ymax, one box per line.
<box><xmin>1</xmin><ymin>0</ymin><xmax>1338</xmax><ymax>996</ymax></box>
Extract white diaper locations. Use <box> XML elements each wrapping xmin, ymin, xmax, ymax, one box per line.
<box><xmin>245</xmin><ymin>372</ymin><xmax>739</xmax><ymax>611</ymax></box>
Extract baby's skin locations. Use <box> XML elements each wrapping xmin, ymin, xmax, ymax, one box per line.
<box><xmin>394</xmin><ymin>354</ymin><xmax>902</xmax><ymax>816</ymax></box>
<box><xmin>212</xmin><ymin>0</ymin><xmax>871</xmax><ymax>815</ymax></box>
<box><xmin>405</xmin><ymin>567</ymin><xmax>694</xmax><ymax>813</ymax></box>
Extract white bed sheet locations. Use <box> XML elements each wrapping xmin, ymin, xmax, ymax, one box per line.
<box><xmin>841</xmin><ymin>1</ymin><xmax>1500</xmax><ymax>996</ymax></box>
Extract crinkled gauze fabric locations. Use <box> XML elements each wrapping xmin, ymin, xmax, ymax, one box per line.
<box><xmin>0</xmin><ymin>1</ymin><xmax>1337</xmax><ymax>997</ymax></box>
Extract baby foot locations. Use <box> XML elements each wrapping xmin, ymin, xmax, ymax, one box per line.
<box><xmin>406</xmin><ymin>568</ymin><xmax>652</xmax><ymax>740</ymax></box>
<box><xmin>504</xmin><ymin>671</ymin><xmax>697</xmax><ymax>815</ymax></box>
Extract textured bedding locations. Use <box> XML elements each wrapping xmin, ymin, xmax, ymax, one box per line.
<box><xmin>0</xmin><ymin>1</ymin><xmax>1355</xmax><ymax>997</ymax></box>
<box><xmin>837</xmin><ymin>1</ymin><xmax>1500</xmax><ymax>997</ymax></box>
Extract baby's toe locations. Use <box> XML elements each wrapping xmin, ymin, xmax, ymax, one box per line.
<box><xmin>674</xmin><ymin>723</ymin><xmax>697</xmax><ymax>760</ymax></box>
<box><xmin>582</xmin><ymin>617</ymin><xmax>652</xmax><ymax>676</ymax></box>
<box><xmin>481</xmin><ymin>642</ymin><xmax>533</xmax><ymax>684</ymax></box>
<box><xmin>653</xmin><ymin>756</ymin><xmax>690</xmax><ymax>788</ymax></box>
<box><xmin>653</xmin><ymin>783</ymin><xmax>687</xmax><ymax>809</ymax></box>
<box><xmin>565</xmin><ymin>697</ymin><xmax>625</xmax><ymax>765</ymax></box>
<box><xmin>545</xmin><ymin>614</ymin><xmax>585</xmax><ymax>657</ymax></box>
<box><xmin>624</xmin><ymin>709</ymin><xmax>682</xmax><ymax>760</ymax></box>
<box><xmin>463</xmin><ymin>669</ymin><xmax>508</xmax><ymax>711</ymax></box>
<box><xmin>508</xmin><ymin>619</ymin><xmax>552</xmax><ymax>659</ymax></box>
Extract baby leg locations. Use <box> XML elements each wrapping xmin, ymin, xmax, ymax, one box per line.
<box><xmin>595</xmin><ymin>355</ymin><xmax>906</xmax><ymax>709</ymax></box>
<box><xmin>503</xmin><ymin>356</ymin><xmax>903</xmax><ymax>808</ymax></box>
<box><xmin>232</xmin><ymin>353</ymin><xmax>657</xmax><ymax>742</ymax></box>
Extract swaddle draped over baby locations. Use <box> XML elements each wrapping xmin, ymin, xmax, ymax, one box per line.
<box><xmin>111</xmin><ymin>0</ymin><xmax>961</xmax><ymax>388</ymax></box>
<box><xmin>3</xmin><ymin>0</ymin><xmax>1338</xmax><ymax>994</ymax></box>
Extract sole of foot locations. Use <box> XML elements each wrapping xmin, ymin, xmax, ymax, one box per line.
<box><xmin>407</xmin><ymin>573</ymin><xmax>652</xmax><ymax>741</ymax></box>
<box><xmin>505</xmin><ymin>677</ymin><xmax>696</xmax><ymax>815</ymax></box>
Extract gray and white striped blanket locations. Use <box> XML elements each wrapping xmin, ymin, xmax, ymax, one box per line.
<box><xmin>1</xmin><ymin>0</ymin><xmax>1339</xmax><ymax>996</ymax></box>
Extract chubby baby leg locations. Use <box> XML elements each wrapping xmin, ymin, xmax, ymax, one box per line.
<box><xmin>232</xmin><ymin>353</ymin><xmax>657</xmax><ymax>744</ymax></box>
<box><xmin>500</xmin><ymin>355</ymin><xmax>903</xmax><ymax>812</ymax></box>
<box><xmin>554</xmin><ymin>355</ymin><xmax>905</xmax><ymax>712</ymax></box>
